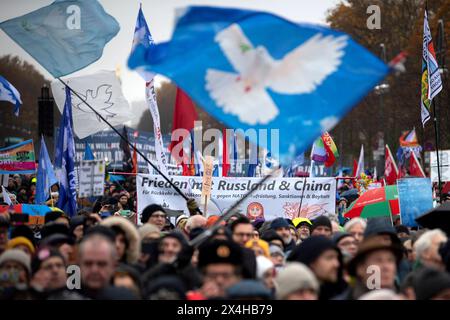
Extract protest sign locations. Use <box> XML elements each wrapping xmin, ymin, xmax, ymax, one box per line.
<box><xmin>397</xmin><ymin>178</ymin><xmax>433</xmax><ymax>227</ymax></box>
<box><xmin>78</xmin><ymin>160</ymin><xmax>105</xmax><ymax>197</ymax></box>
<box><xmin>0</xmin><ymin>140</ymin><xmax>36</xmax><ymax>174</ymax></box>
<box><xmin>429</xmin><ymin>150</ymin><xmax>450</xmax><ymax>182</ymax></box>
<box><xmin>137</xmin><ymin>174</ymin><xmax>336</xmax><ymax>222</ymax></box>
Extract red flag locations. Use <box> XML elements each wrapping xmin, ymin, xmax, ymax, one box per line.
<box><xmin>222</xmin><ymin>129</ymin><xmax>230</xmax><ymax>177</ymax></box>
<box><xmin>169</xmin><ymin>88</ymin><xmax>198</xmax><ymax>167</ymax></box>
<box><xmin>352</xmin><ymin>159</ymin><xmax>358</xmax><ymax>177</ymax></box>
<box><xmin>132</xmin><ymin>143</ymin><xmax>138</xmax><ymax>174</ymax></box>
<box><xmin>385</xmin><ymin>144</ymin><xmax>399</xmax><ymax>185</ymax></box>
<box><xmin>409</xmin><ymin>151</ymin><xmax>425</xmax><ymax>178</ymax></box>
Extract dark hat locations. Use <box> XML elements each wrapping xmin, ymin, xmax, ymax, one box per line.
<box><xmin>252</xmin><ymin>218</ymin><xmax>265</xmax><ymax>230</ymax></box>
<box><xmin>102</xmin><ymin>197</ymin><xmax>119</xmax><ymax>206</ymax></box>
<box><xmin>311</xmin><ymin>216</ymin><xmax>332</xmax><ymax>232</ymax></box>
<box><xmin>115</xmin><ymin>263</ymin><xmax>142</xmax><ymax>293</ymax></box>
<box><xmin>287</xmin><ymin>236</ymin><xmax>339</xmax><ymax>266</ymax></box>
<box><xmin>163</xmin><ymin>230</ymin><xmax>189</xmax><ymax>247</ymax></box>
<box><xmin>40</xmin><ymin>233</ymin><xmax>75</xmax><ymax>247</ymax></box>
<box><xmin>395</xmin><ymin>225</ymin><xmax>410</xmax><ymax>235</ymax></box>
<box><xmin>188</xmin><ymin>227</ymin><xmax>206</xmax><ymax>241</ymax></box>
<box><xmin>44</xmin><ymin>211</ymin><xmax>69</xmax><ymax>224</ymax></box>
<box><xmin>31</xmin><ymin>248</ymin><xmax>66</xmax><ymax>275</ymax></box>
<box><xmin>83</xmin><ymin>225</ymin><xmax>116</xmax><ymax>243</ymax></box>
<box><xmin>69</xmin><ymin>215</ymin><xmax>85</xmax><ymax>235</ymax></box>
<box><xmin>10</xmin><ymin>224</ymin><xmax>35</xmax><ymax>246</ymax></box>
<box><xmin>270</xmin><ymin>217</ymin><xmax>290</xmax><ymax>230</ymax></box>
<box><xmin>347</xmin><ymin>237</ymin><xmax>403</xmax><ymax>277</ymax></box>
<box><xmin>141</xmin><ymin>204</ymin><xmax>166</xmax><ymax>224</ymax></box>
<box><xmin>413</xmin><ymin>267</ymin><xmax>450</xmax><ymax>300</ymax></box>
<box><xmin>364</xmin><ymin>217</ymin><xmax>396</xmax><ymax>239</ymax></box>
<box><xmin>226</xmin><ymin>280</ymin><xmax>272</xmax><ymax>299</ymax></box>
<box><xmin>261</xmin><ymin>230</ymin><xmax>285</xmax><ymax>250</ymax></box>
<box><xmin>40</xmin><ymin>222</ymin><xmax>70</xmax><ymax>239</ymax></box>
<box><xmin>145</xmin><ymin>275</ymin><xmax>186</xmax><ymax>300</ymax></box>
<box><xmin>198</xmin><ymin>239</ymin><xmax>243</xmax><ymax>269</ymax></box>
<box><xmin>0</xmin><ymin>215</ymin><xmax>10</xmax><ymax>228</ymax></box>
<box><xmin>332</xmin><ymin>232</ymin><xmax>354</xmax><ymax>245</ymax></box>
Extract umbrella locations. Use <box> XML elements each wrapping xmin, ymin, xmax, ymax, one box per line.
<box><xmin>344</xmin><ymin>185</ymin><xmax>399</xmax><ymax>219</ymax></box>
<box><xmin>416</xmin><ymin>202</ymin><xmax>450</xmax><ymax>236</ymax></box>
<box><xmin>340</xmin><ymin>188</ymin><xmax>359</xmax><ymax>203</ymax></box>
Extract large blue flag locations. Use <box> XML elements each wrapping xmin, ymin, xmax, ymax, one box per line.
<box><xmin>35</xmin><ymin>136</ymin><xmax>58</xmax><ymax>205</ymax></box>
<box><xmin>55</xmin><ymin>87</ymin><xmax>77</xmax><ymax>216</ymax></box>
<box><xmin>0</xmin><ymin>0</ymin><xmax>120</xmax><ymax>78</ymax></box>
<box><xmin>0</xmin><ymin>75</ymin><xmax>22</xmax><ymax>116</ymax></box>
<box><xmin>128</xmin><ymin>6</ymin><xmax>389</xmax><ymax>163</ymax></box>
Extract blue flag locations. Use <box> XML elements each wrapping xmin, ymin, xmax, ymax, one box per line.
<box><xmin>55</xmin><ymin>87</ymin><xmax>77</xmax><ymax>216</ymax></box>
<box><xmin>128</xmin><ymin>6</ymin><xmax>389</xmax><ymax>163</ymax></box>
<box><xmin>131</xmin><ymin>5</ymin><xmax>156</xmax><ymax>82</ymax></box>
<box><xmin>0</xmin><ymin>0</ymin><xmax>120</xmax><ymax>78</ymax></box>
<box><xmin>0</xmin><ymin>75</ymin><xmax>22</xmax><ymax>116</ymax></box>
<box><xmin>84</xmin><ymin>142</ymin><xmax>95</xmax><ymax>160</ymax></box>
<box><xmin>35</xmin><ymin>136</ymin><xmax>58</xmax><ymax>205</ymax></box>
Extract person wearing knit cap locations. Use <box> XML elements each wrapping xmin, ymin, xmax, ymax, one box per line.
<box><xmin>334</xmin><ymin>236</ymin><xmax>403</xmax><ymax>300</ymax></box>
<box><xmin>293</xmin><ymin>217</ymin><xmax>312</xmax><ymax>241</ymax></box>
<box><xmin>310</xmin><ymin>216</ymin><xmax>332</xmax><ymax>238</ymax></box>
<box><xmin>0</xmin><ymin>249</ymin><xmax>31</xmax><ymax>288</ymax></box>
<box><xmin>138</xmin><ymin>223</ymin><xmax>161</xmax><ymax>242</ymax></box>
<box><xmin>413</xmin><ymin>267</ymin><xmax>450</xmax><ymax>300</ymax></box>
<box><xmin>140</xmin><ymin>204</ymin><xmax>167</xmax><ymax>230</ymax></box>
<box><xmin>226</xmin><ymin>280</ymin><xmax>272</xmax><ymax>300</ymax></box>
<box><xmin>287</xmin><ymin>236</ymin><xmax>346</xmax><ymax>300</ymax></box>
<box><xmin>30</xmin><ymin>248</ymin><xmax>67</xmax><ymax>292</ymax></box>
<box><xmin>6</xmin><ymin>236</ymin><xmax>35</xmax><ymax>258</ymax></box>
<box><xmin>261</xmin><ymin>230</ymin><xmax>285</xmax><ymax>252</ymax></box>
<box><xmin>69</xmin><ymin>215</ymin><xmax>85</xmax><ymax>242</ymax></box>
<box><xmin>269</xmin><ymin>244</ymin><xmax>285</xmax><ymax>270</ymax></box>
<box><xmin>332</xmin><ymin>232</ymin><xmax>357</xmax><ymax>260</ymax></box>
<box><xmin>245</xmin><ymin>239</ymin><xmax>270</xmax><ymax>258</ymax></box>
<box><xmin>364</xmin><ymin>216</ymin><xmax>400</xmax><ymax>246</ymax></box>
<box><xmin>270</xmin><ymin>217</ymin><xmax>296</xmax><ymax>253</ymax></box>
<box><xmin>256</xmin><ymin>255</ymin><xmax>275</xmax><ymax>292</ymax></box>
<box><xmin>274</xmin><ymin>262</ymin><xmax>319</xmax><ymax>300</ymax></box>
<box><xmin>175</xmin><ymin>214</ymin><xmax>188</xmax><ymax>229</ymax></box>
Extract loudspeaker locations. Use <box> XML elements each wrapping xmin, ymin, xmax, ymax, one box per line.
<box><xmin>38</xmin><ymin>86</ymin><xmax>54</xmax><ymax>137</ymax></box>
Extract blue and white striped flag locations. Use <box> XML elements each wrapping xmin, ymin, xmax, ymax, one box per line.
<box><xmin>55</xmin><ymin>87</ymin><xmax>77</xmax><ymax>217</ymax></box>
<box><xmin>0</xmin><ymin>75</ymin><xmax>22</xmax><ymax>116</ymax></box>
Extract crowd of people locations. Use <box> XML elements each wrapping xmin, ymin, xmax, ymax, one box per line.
<box><xmin>1</xmin><ymin>173</ymin><xmax>450</xmax><ymax>300</ymax></box>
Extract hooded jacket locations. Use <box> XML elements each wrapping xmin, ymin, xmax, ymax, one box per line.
<box><xmin>100</xmin><ymin>216</ymin><xmax>140</xmax><ymax>265</ymax></box>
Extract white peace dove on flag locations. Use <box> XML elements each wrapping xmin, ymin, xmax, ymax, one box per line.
<box><xmin>205</xmin><ymin>23</ymin><xmax>347</xmax><ymax>125</ymax></box>
<box><xmin>51</xmin><ymin>70</ymin><xmax>133</xmax><ymax>139</ymax></box>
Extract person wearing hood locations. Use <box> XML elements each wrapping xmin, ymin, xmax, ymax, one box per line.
<box><xmin>287</xmin><ymin>236</ymin><xmax>347</xmax><ymax>300</ymax></box>
<box><xmin>310</xmin><ymin>216</ymin><xmax>333</xmax><ymax>238</ymax></box>
<box><xmin>142</xmin><ymin>231</ymin><xmax>201</xmax><ymax>292</ymax></box>
<box><xmin>100</xmin><ymin>216</ymin><xmax>140</xmax><ymax>266</ymax></box>
<box><xmin>334</xmin><ymin>236</ymin><xmax>403</xmax><ymax>300</ymax></box>
<box><xmin>270</xmin><ymin>218</ymin><xmax>296</xmax><ymax>254</ymax></box>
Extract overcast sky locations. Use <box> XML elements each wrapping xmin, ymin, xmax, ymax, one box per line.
<box><xmin>0</xmin><ymin>0</ymin><xmax>342</xmax><ymax>106</ymax></box>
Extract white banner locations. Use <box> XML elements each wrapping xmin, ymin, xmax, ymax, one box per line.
<box><xmin>145</xmin><ymin>80</ymin><xmax>168</xmax><ymax>176</ymax></box>
<box><xmin>78</xmin><ymin>160</ymin><xmax>105</xmax><ymax>197</ymax></box>
<box><xmin>430</xmin><ymin>150</ymin><xmax>450</xmax><ymax>182</ymax></box>
<box><xmin>137</xmin><ymin>174</ymin><xmax>336</xmax><ymax>222</ymax></box>
<box><xmin>51</xmin><ymin>70</ymin><xmax>133</xmax><ymax>139</ymax></box>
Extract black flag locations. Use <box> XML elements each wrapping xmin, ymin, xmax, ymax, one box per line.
<box><xmin>120</xmin><ymin>126</ymin><xmax>133</xmax><ymax>172</ymax></box>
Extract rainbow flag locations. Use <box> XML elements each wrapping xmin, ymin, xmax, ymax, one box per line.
<box><xmin>311</xmin><ymin>132</ymin><xmax>339</xmax><ymax>167</ymax></box>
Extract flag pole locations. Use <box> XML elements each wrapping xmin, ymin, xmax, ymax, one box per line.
<box><xmin>57</xmin><ymin>78</ymin><xmax>202</xmax><ymax>214</ymax></box>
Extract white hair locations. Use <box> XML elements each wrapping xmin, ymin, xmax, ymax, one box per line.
<box><xmin>413</xmin><ymin>229</ymin><xmax>447</xmax><ymax>260</ymax></box>
<box><xmin>358</xmin><ymin>289</ymin><xmax>402</xmax><ymax>300</ymax></box>
<box><xmin>344</xmin><ymin>217</ymin><xmax>367</xmax><ymax>232</ymax></box>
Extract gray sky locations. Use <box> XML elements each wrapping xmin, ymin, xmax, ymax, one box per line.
<box><xmin>0</xmin><ymin>0</ymin><xmax>342</xmax><ymax>107</ymax></box>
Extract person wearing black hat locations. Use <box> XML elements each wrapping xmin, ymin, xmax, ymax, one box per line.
<box><xmin>270</xmin><ymin>217</ymin><xmax>296</xmax><ymax>254</ymax></box>
<box><xmin>141</xmin><ymin>204</ymin><xmax>167</xmax><ymax>230</ymax></box>
<box><xmin>395</xmin><ymin>225</ymin><xmax>410</xmax><ymax>240</ymax></box>
<box><xmin>288</xmin><ymin>236</ymin><xmax>347</xmax><ymax>300</ymax></box>
<box><xmin>197</xmin><ymin>239</ymin><xmax>244</xmax><ymax>299</ymax></box>
<box><xmin>334</xmin><ymin>236</ymin><xmax>403</xmax><ymax>300</ymax></box>
<box><xmin>310</xmin><ymin>216</ymin><xmax>333</xmax><ymax>238</ymax></box>
<box><xmin>261</xmin><ymin>230</ymin><xmax>285</xmax><ymax>252</ymax></box>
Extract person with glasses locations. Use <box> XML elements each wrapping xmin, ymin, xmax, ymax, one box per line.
<box><xmin>140</xmin><ymin>204</ymin><xmax>167</xmax><ymax>231</ymax></box>
<box><xmin>229</xmin><ymin>216</ymin><xmax>257</xmax><ymax>279</ymax></box>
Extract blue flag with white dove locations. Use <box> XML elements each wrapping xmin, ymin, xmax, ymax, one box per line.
<box><xmin>0</xmin><ymin>75</ymin><xmax>22</xmax><ymax>116</ymax></box>
<box><xmin>35</xmin><ymin>136</ymin><xmax>58</xmax><ymax>205</ymax></box>
<box><xmin>55</xmin><ymin>87</ymin><xmax>77</xmax><ymax>217</ymax></box>
<box><xmin>0</xmin><ymin>0</ymin><xmax>120</xmax><ymax>78</ymax></box>
<box><xmin>128</xmin><ymin>6</ymin><xmax>389</xmax><ymax>163</ymax></box>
